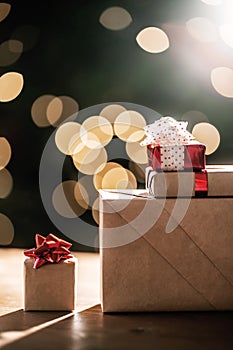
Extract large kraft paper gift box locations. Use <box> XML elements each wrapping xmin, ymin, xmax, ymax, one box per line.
<box><xmin>99</xmin><ymin>190</ymin><xmax>233</xmax><ymax>312</ymax></box>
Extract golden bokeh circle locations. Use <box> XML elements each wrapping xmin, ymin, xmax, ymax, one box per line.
<box><xmin>73</xmin><ymin>147</ymin><xmax>107</xmax><ymax>175</ymax></box>
<box><xmin>211</xmin><ymin>66</ymin><xmax>233</xmax><ymax>98</ymax></box>
<box><xmin>0</xmin><ymin>72</ymin><xmax>24</xmax><ymax>102</ymax></box>
<box><xmin>52</xmin><ymin>180</ymin><xmax>87</xmax><ymax>218</ymax></box>
<box><xmin>117</xmin><ymin>169</ymin><xmax>137</xmax><ymax>189</ymax></box>
<box><xmin>46</xmin><ymin>97</ymin><xmax>63</xmax><ymax>126</ymax></box>
<box><xmin>73</xmin><ymin>144</ymin><xmax>103</xmax><ymax>166</ymax></box>
<box><xmin>0</xmin><ymin>168</ymin><xmax>13</xmax><ymax>198</ymax></box>
<box><xmin>81</xmin><ymin>116</ymin><xmax>113</xmax><ymax>147</ymax></box>
<box><xmin>31</xmin><ymin>94</ymin><xmax>55</xmax><ymax>127</ymax></box>
<box><xmin>47</xmin><ymin>95</ymin><xmax>79</xmax><ymax>126</ymax></box>
<box><xmin>93</xmin><ymin>162</ymin><xmax>122</xmax><ymax>190</ymax></box>
<box><xmin>101</xmin><ymin>167</ymin><xmax>129</xmax><ymax>189</ymax></box>
<box><xmin>99</xmin><ymin>104</ymin><xmax>127</xmax><ymax>125</ymax></box>
<box><xmin>192</xmin><ymin>122</ymin><xmax>220</xmax><ymax>155</ymax></box>
<box><xmin>73</xmin><ymin>181</ymin><xmax>89</xmax><ymax>210</ymax></box>
<box><xmin>0</xmin><ymin>3</ymin><xmax>11</xmax><ymax>22</ymax></box>
<box><xmin>99</xmin><ymin>7</ymin><xmax>132</xmax><ymax>31</ymax></box>
<box><xmin>0</xmin><ymin>137</ymin><xmax>11</xmax><ymax>170</ymax></box>
<box><xmin>114</xmin><ymin>110</ymin><xmax>146</xmax><ymax>142</ymax></box>
<box><xmin>77</xmin><ymin>175</ymin><xmax>98</xmax><ymax>209</ymax></box>
<box><xmin>126</xmin><ymin>141</ymin><xmax>148</xmax><ymax>164</ymax></box>
<box><xmin>55</xmin><ymin>122</ymin><xmax>82</xmax><ymax>155</ymax></box>
<box><xmin>136</xmin><ymin>27</ymin><xmax>169</xmax><ymax>53</ymax></box>
<box><xmin>79</xmin><ymin>131</ymin><xmax>103</xmax><ymax>150</ymax></box>
<box><xmin>0</xmin><ymin>213</ymin><xmax>14</xmax><ymax>245</ymax></box>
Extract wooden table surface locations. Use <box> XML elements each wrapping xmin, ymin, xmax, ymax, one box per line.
<box><xmin>0</xmin><ymin>248</ymin><xmax>233</xmax><ymax>350</ymax></box>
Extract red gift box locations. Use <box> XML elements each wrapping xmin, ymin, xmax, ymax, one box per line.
<box><xmin>147</xmin><ymin>143</ymin><xmax>206</xmax><ymax>172</ymax></box>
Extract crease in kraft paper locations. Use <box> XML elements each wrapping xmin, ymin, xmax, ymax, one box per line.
<box><xmin>100</xmin><ymin>194</ymin><xmax>233</xmax><ymax>310</ymax></box>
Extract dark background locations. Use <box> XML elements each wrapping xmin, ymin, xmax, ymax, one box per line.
<box><xmin>0</xmin><ymin>0</ymin><xmax>232</xmax><ymax>251</ymax></box>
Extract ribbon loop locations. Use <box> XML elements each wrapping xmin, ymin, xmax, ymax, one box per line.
<box><xmin>24</xmin><ymin>233</ymin><xmax>73</xmax><ymax>269</ymax></box>
<box><xmin>140</xmin><ymin>116</ymin><xmax>194</xmax><ymax>146</ymax></box>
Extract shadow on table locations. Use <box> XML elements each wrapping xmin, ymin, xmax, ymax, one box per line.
<box><xmin>0</xmin><ymin>309</ymin><xmax>71</xmax><ymax>332</ymax></box>
<box><xmin>1</xmin><ymin>306</ymin><xmax>233</xmax><ymax>350</ymax></box>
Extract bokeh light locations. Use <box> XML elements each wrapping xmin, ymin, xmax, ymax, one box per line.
<box><xmin>52</xmin><ymin>180</ymin><xmax>87</xmax><ymax>218</ymax></box>
<box><xmin>55</xmin><ymin>121</ymin><xmax>82</xmax><ymax>155</ymax></box>
<box><xmin>211</xmin><ymin>66</ymin><xmax>233</xmax><ymax>98</ymax></box>
<box><xmin>46</xmin><ymin>97</ymin><xmax>63</xmax><ymax>126</ymax></box>
<box><xmin>126</xmin><ymin>141</ymin><xmax>148</xmax><ymax>164</ymax></box>
<box><xmin>32</xmin><ymin>95</ymin><xmax>79</xmax><ymax>127</ymax></box>
<box><xmin>0</xmin><ymin>168</ymin><xmax>13</xmax><ymax>198</ymax></box>
<box><xmin>101</xmin><ymin>166</ymin><xmax>129</xmax><ymax>189</ymax></box>
<box><xmin>93</xmin><ymin>162</ymin><xmax>122</xmax><ymax>190</ymax></box>
<box><xmin>117</xmin><ymin>169</ymin><xmax>137</xmax><ymax>189</ymax></box>
<box><xmin>72</xmin><ymin>144</ymin><xmax>103</xmax><ymax>165</ymax></box>
<box><xmin>181</xmin><ymin>110</ymin><xmax>209</xmax><ymax>131</ymax></box>
<box><xmin>0</xmin><ymin>3</ymin><xmax>11</xmax><ymax>22</ymax></box>
<box><xmin>192</xmin><ymin>122</ymin><xmax>220</xmax><ymax>155</ymax></box>
<box><xmin>0</xmin><ymin>137</ymin><xmax>11</xmax><ymax>170</ymax></box>
<box><xmin>136</xmin><ymin>27</ymin><xmax>169</xmax><ymax>53</ymax></box>
<box><xmin>99</xmin><ymin>104</ymin><xmax>127</xmax><ymax>125</ymax></box>
<box><xmin>31</xmin><ymin>94</ymin><xmax>55</xmax><ymax>127</ymax></box>
<box><xmin>186</xmin><ymin>17</ymin><xmax>217</xmax><ymax>43</ymax></box>
<box><xmin>47</xmin><ymin>95</ymin><xmax>79</xmax><ymax>126</ymax></box>
<box><xmin>114</xmin><ymin>110</ymin><xmax>146</xmax><ymax>142</ymax></box>
<box><xmin>99</xmin><ymin>6</ymin><xmax>132</xmax><ymax>31</ymax></box>
<box><xmin>0</xmin><ymin>40</ymin><xmax>23</xmax><ymax>67</ymax></box>
<box><xmin>81</xmin><ymin>116</ymin><xmax>113</xmax><ymax>147</ymax></box>
<box><xmin>0</xmin><ymin>213</ymin><xmax>14</xmax><ymax>245</ymax></box>
<box><xmin>200</xmin><ymin>0</ymin><xmax>222</xmax><ymax>5</ymax></box>
<box><xmin>219</xmin><ymin>24</ymin><xmax>233</xmax><ymax>48</ymax></box>
<box><xmin>77</xmin><ymin>175</ymin><xmax>98</xmax><ymax>208</ymax></box>
<box><xmin>73</xmin><ymin>146</ymin><xmax>107</xmax><ymax>175</ymax></box>
<box><xmin>73</xmin><ymin>181</ymin><xmax>89</xmax><ymax>210</ymax></box>
<box><xmin>0</xmin><ymin>72</ymin><xmax>24</xmax><ymax>102</ymax></box>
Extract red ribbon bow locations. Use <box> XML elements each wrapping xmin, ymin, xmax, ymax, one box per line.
<box><xmin>24</xmin><ymin>233</ymin><xmax>73</xmax><ymax>269</ymax></box>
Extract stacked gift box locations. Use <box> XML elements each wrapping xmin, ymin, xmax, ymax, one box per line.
<box><xmin>99</xmin><ymin>116</ymin><xmax>233</xmax><ymax>312</ymax></box>
<box><xmin>142</xmin><ymin>116</ymin><xmax>208</xmax><ymax>197</ymax></box>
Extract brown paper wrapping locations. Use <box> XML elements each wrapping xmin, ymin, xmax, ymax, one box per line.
<box><xmin>99</xmin><ymin>190</ymin><xmax>233</xmax><ymax>312</ymax></box>
<box><xmin>146</xmin><ymin>165</ymin><xmax>233</xmax><ymax>197</ymax></box>
<box><xmin>24</xmin><ymin>257</ymin><xmax>76</xmax><ymax>311</ymax></box>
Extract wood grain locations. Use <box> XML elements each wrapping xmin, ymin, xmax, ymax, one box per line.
<box><xmin>0</xmin><ymin>249</ymin><xmax>233</xmax><ymax>350</ymax></box>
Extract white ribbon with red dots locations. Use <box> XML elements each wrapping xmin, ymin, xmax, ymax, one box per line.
<box><xmin>160</xmin><ymin>145</ymin><xmax>185</xmax><ymax>170</ymax></box>
<box><xmin>141</xmin><ymin>116</ymin><xmax>195</xmax><ymax>170</ymax></box>
<box><xmin>141</xmin><ymin>116</ymin><xmax>194</xmax><ymax>146</ymax></box>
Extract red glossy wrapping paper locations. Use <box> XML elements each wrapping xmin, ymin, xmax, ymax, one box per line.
<box><xmin>147</xmin><ymin>143</ymin><xmax>206</xmax><ymax>172</ymax></box>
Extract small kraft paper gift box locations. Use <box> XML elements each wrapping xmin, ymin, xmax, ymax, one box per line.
<box><xmin>24</xmin><ymin>233</ymin><xmax>76</xmax><ymax>311</ymax></box>
<box><xmin>145</xmin><ymin>165</ymin><xmax>233</xmax><ymax>197</ymax></box>
<box><xmin>99</xmin><ymin>189</ymin><xmax>233</xmax><ymax>312</ymax></box>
